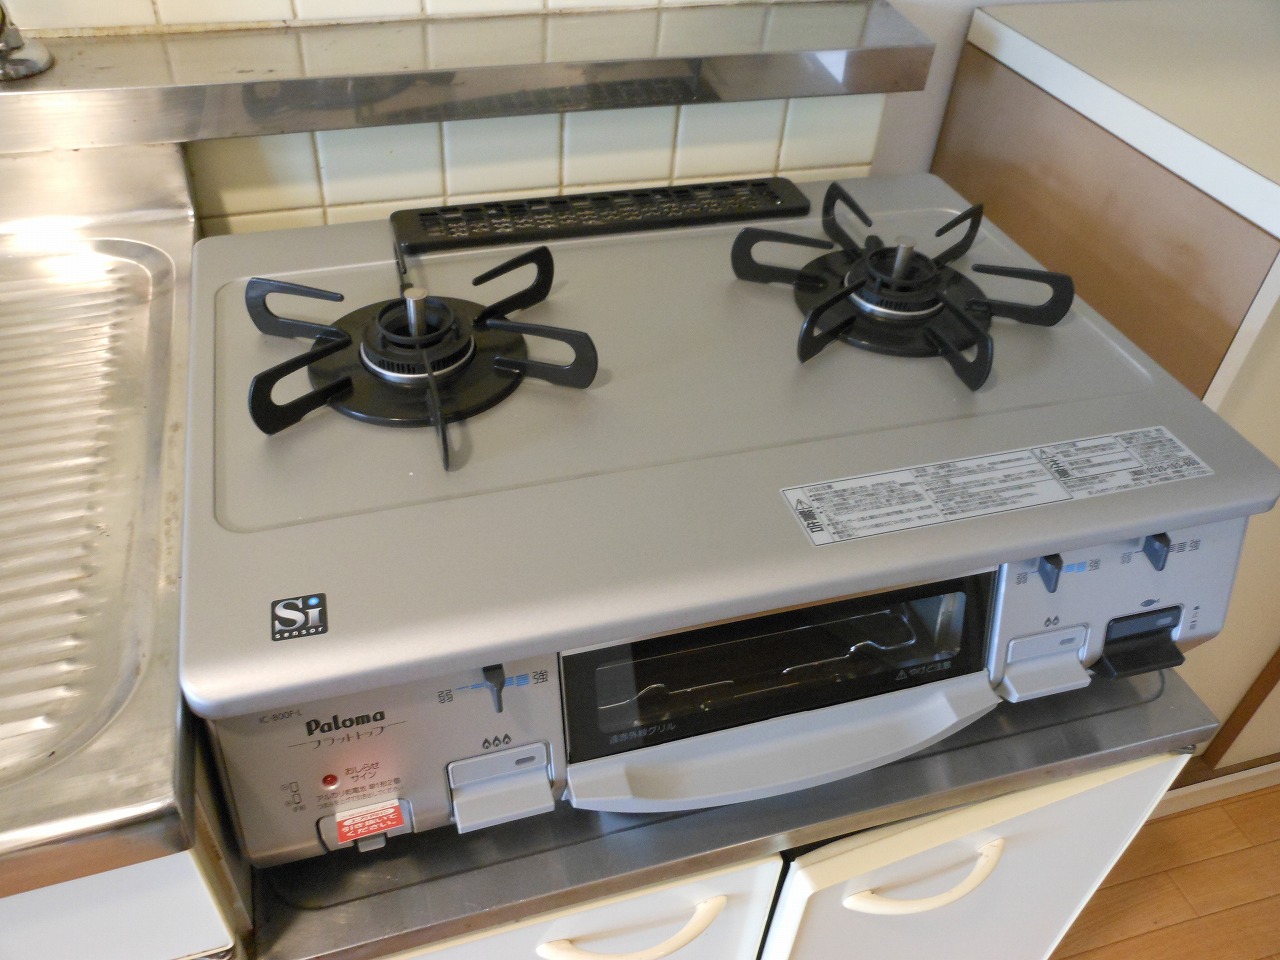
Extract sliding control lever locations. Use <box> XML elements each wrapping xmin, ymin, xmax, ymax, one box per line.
<box><xmin>1037</xmin><ymin>553</ymin><xmax>1063</xmax><ymax>594</ymax></box>
<box><xmin>1142</xmin><ymin>533</ymin><xmax>1172</xmax><ymax>571</ymax></box>
<box><xmin>482</xmin><ymin>663</ymin><xmax>507</xmax><ymax>714</ymax></box>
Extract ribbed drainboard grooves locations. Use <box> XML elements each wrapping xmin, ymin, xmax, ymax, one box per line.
<box><xmin>0</xmin><ymin>246</ymin><xmax>160</xmax><ymax>781</ymax></box>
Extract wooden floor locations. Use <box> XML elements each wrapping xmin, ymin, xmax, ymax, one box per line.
<box><xmin>1050</xmin><ymin>783</ymin><xmax>1280</xmax><ymax>960</ymax></box>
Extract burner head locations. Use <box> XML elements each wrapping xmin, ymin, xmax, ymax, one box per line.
<box><xmin>308</xmin><ymin>294</ymin><xmax>528</xmax><ymax>427</ymax></box>
<box><xmin>244</xmin><ymin>244</ymin><xmax>597</xmax><ymax>456</ymax></box>
<box><xmin>359</xmin><ymin>290</ymin><xmax>477</xmax><ymax>384</ymax></box>
<box><xmin>796</xmin><ymin>245</ymin><xmax>989</xmax><ymax>358</ymax></box>
<box><xmin>846</xmin><ymin>239</ymin><xmax>946</xmax><ymax>323</ymax></box>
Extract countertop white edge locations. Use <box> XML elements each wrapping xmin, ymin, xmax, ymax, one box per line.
<box><xmin>968</xmin><ymin>9</ymin><xmax>1280</xmax><ymax>241</ymax></box>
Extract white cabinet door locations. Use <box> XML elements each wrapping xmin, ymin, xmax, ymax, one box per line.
<box><xmin>761</xmin><ymin>753</ymin><xmax>1187</xmax><ymax>960</ymax></box>
<box><xmin>0</xmin><ymin>851</ymin><xmax>234</xmax><ymax>960</ymax></box>
<box><xmin>386</xmin><ymin>856</ymin><xmax>782</xmax><ymax>960</ymax></box>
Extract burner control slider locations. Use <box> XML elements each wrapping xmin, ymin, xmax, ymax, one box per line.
<box><xmin>1142</xmin><ymin>533</ymin><xmax>1172</xmax><ymax>572</ymax></box>
<box><xmin>482</xmin><ymin>663</ymin><xmax>507</xmax><ymax>714</ymax></box>
<box><xmin>1037</xmin><ymin>554</ymin><xmax>1064</xmax><ymax>594</ymax></box>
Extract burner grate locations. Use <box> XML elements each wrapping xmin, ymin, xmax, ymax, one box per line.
<box><xmin>243</xmin><ymin>246</ymin><xmax>597</xmax><ymax>472</ymax></box>
<box><xmin>730</xmin><ymin>183</ymin><xmax>1075</xmax><ymax>390</ymax></box>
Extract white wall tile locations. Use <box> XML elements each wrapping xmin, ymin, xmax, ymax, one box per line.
<box><xmin>546</xmin><ymin>11</ymin><xmax>659</xmax><ymax>61</ymax></box>
<box><xmin>762</xmin><ymin>3</ymin><xmax>868</xmax><ymax>51</ymax></box>
<box><xmin>295</xmin><ymin>0</ymin><xmax>422</xmax><ymax>19</ymax></box>
<box><xmin>550</xmin><ymin>0</ymin><xmax>651</xmax><ymax>9</ymax></box>
<box><xmin>186</xmin><ymin>134</ymin><xmax>323</xmax><ymax>217</ymax></box>
<box><xmin>443</xmin><ymin>187</ymin><xmax>568</xmax><ymax>206</ymax></box>
<box><xmin>562</xmin><ymin>180</ymin><xmax>668</xmax><ymax>195</ymax></box>
<box><xmin>779</xmin><ymin>95</ymin><xmax>885</xmax><ymax>170</ymax></box>
<box><xmin>326</xmin><ymin>199</ymin><xmax>444</xmax><ymax>225</ymax></box>
<box><xmin>669</xmin><ymin>174</ymin><xmax>751</xmax><ymax>187</ymax></box>
<box><xmin>427</xmin><ymin>16</ymin><xmax>546</xmax><ymax>69</ymax></box>
<box><xmin>563</xmin><ymin>107</ymin><xmax>676</xmax><ymax>186</ymax></box>
<box><xmin>156</xmin><ymin>0</ymin><xmax>293</xmax><ymax>25</ymax></box>
<box><xmin>316</xmin><ymin>124</ymin><xmax>444</xmax><ymax>205</ymax></box>
<box><xmin>775</xmin><ymin>164</ymin><xmax>872</xmax><ymax>185</ymax></box>
<box><xmin>673</xmin><ymin>100</ymin><xmax>786</xmax><ymax>180</ymax></box>
<box><xmin>200</xmin><ymin>208</ymin><xmax>327</xmax><ymax>238</ymax></box>
<box><xmin>425</xmin><ymin>0</ymin><xmax>542</xmax><ymax>16</ymax></box>
<box><xmin>5</xmin><ymin>0</ymin><xmax>156</xmax><ymax>29</ymax></box>
<box><xmin>442</xmin><ymin>115</ymin><xmax>561</xmax><ymax>198</ymax></box>
<box><xmin>300</xmin><ymin>23</ymin><xmax>427</xmax><ymax>76</ymax></box>
<box><xmin>658</xmin><ymin>7</ymin><xmax>768</xmax><ymax>56</ymax></box>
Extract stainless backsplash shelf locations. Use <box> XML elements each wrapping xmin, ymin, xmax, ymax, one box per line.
<box><xmin>0</xmin><ymin>1</ymin><xmax>931</xmax><ymax>153</ymax></box>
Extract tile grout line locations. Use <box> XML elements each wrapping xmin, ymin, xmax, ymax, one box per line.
<box><xmin>310</xmin><ymin>131</ymin><xmax>331</xmax><ymax>224</ymax></box>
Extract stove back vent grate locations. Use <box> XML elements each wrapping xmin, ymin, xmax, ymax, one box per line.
<box><xmin>392</xmin><ymin>177</ymin><xmax>810</xmax><ymax>257</ymax></box>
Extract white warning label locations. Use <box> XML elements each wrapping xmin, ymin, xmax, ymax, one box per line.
<box><xmin>783</xmin><ymin>427</ymin><xmax>1212</xmax><ymax>546</ymax></box>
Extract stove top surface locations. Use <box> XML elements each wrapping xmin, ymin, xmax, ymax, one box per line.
<box><xmin>213</xmin><ymin>209</ymin><xmax>1135</xmax><ymax>532</ymax></box>
<box><xmin>181</xmin><ymin>174</ymin><xmax>1280</xmax><ymax>718</ymax></box>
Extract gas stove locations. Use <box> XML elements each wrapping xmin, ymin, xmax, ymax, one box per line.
<box><xmin>180</xmin><ymin>174</ymin><xmax>1279</xmax><ymax>867</ymax></box>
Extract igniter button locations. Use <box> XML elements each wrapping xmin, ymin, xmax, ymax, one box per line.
<box><xmin>448</xmin><ymin>742</ymin><xmax>554</xmax><ymax>833</ymax></box>
<box><xmin>1007</xmin><ymin>625</ymin><xmax>1088</xmax><ymax>663</ymax></box>
<box><xmin>999</xmin><ymin>625</ymin><xmax>1090</xmax><ymax>702</ymax></box>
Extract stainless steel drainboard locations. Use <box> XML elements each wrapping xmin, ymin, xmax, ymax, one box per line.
<box><xmin>0</xmin><ymin>238</ymin><xmax>173</xmax><ymax>783</ymax></box>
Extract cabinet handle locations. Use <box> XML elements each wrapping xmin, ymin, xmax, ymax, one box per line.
<box><xmin>842</xmin><ymin>837</ymin><xmax>1005</xmax><ymax>916</ymax></box>
<box><xmin>535</xmin><ymin>895</ymin><xmax>727</xmax><ymax>960</ymax></box>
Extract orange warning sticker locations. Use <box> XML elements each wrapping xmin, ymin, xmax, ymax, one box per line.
<box><xmin>336</xmin><ymin>800</ymin><xmax>404</xmax><ymax>844</ymax></box>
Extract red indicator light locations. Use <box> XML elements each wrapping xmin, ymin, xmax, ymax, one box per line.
<box><xmin>322</xmin><ymin>774</ymin><xmax>339</xmax><ymax>788</ymax></box>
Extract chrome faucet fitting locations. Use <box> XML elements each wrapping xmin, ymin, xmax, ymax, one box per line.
<box><xmin>0</xmin><ymin>2</ymin><xmax>53</xmax><ymax>81</ymax></box>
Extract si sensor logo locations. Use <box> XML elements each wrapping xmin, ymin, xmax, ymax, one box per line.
<box><xmin>271</xmin><ymin>593</ymin><xmax>328</xmax><ymax>641</ymax></box>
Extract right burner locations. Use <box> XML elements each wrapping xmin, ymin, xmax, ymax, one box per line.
<box><xmin>791</xmin><ymin>245</ymin><xmax>989</xmax><ymax>359</ymax></box>
<box><xmin>730</xmin><ymin>184</ymin><xmax>1076</xmax><ymax>389</ymax></box>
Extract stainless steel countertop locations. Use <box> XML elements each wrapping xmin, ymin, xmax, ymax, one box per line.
<box><xmin>0</xmin><ymin>1</ymin><xmax>931</xmax><ymax>153</ymax></box>
<box><xmin>255</xmin><ymin>670</ymin><xmax>1215</xmax><ymax>960</ymax></box>
<box><xmin>0</xmin><ymin>144</ymin><xmax>195</xmax><ymax>895</ymax></box>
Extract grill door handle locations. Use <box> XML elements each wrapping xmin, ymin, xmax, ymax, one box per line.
<box><xmin>535</xmin><ymin>896</ymin><xmax>727</xmax><ymax>960</ymax></box>
<box><xmin>842</xmin><ymin>838</ymin><xmax>1005</xmax><ymax>915</ymax></box>
<box><xmin>565</xmin><ymin>674</ymin><xmax>999</xmax><ymax>813</ymax></box>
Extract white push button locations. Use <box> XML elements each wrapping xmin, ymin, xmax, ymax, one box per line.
<box><xmin>1007</xmin><ymin>625</ymin><xmax>1088</xmax><ymax>663</ymax></box>
<box><xmin>999</xmin><ymin>625</ymin><xmax>1090</xmax><ymax>702</ymax></box>
<box><xmin>448</xmin><ymin>742</ymin><xmax>554</xmax><ymax>833</ymax></box>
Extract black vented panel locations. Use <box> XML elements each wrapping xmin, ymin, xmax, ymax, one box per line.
<box><xmin>392</xmin><ymin>178</ymin><xmax>810</xmax><ymax>256</ymax></box>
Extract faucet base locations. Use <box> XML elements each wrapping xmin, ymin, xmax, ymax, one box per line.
<box><xmin>1</xmin><ymin>35</ymin><xmax>51</xmax><ymax>80</ymax></box>
<box><xmin>1</xmin><ymin>11</ymin><xmax>53</xmax><ymax>81</ymax></box>
<box><xmin>1</xmin><ymin>39</ymin><xmax>51</xmax><ymax>80</ymax></box>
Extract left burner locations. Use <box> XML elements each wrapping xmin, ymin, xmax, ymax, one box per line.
<box><xmin>314</xmin><ymin>293</ymin><xmax>525</xmax><ymax>427</ymax></box>
<box><xmin>243</xmin><ymin>245</ymin><xmax>598</xmax><ymax>471</ymax></box>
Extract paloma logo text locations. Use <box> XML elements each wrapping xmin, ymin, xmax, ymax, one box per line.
<box><xmin>305</xmin><ymin>711</ymin><xmax>386</xmax><ymax>737</ymax></box>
